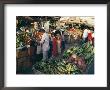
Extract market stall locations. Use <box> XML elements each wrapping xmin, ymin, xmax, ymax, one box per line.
<box><xmin>16</xmin><ymin>16</ymin><xmax>94</xmax><ymax>74</ymax></box>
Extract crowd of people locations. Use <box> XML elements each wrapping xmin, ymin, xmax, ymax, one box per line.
<box><xmin>17</xmin><ymin>26</ymin><xmax>66</xmax><ymax>60</ymax></box>
<box><xmin>16</xmin><ymin>25</ymin><xmax>94</xmax><ymax>61</ymax></box>
<box><xmin>35</xmin><ymin>27</ymin><xmax>66</xmax><ymax>60</ymax></box>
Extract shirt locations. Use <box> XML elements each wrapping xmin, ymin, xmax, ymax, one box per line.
<box><xmin>83</xmin><ymin>29</ymin><xmax>88</xmax><ymax>38</ymax></box>
<box><xmin>88</xmin><ymin>32</ymin><xmax>92</xmax><ymax>41</ymax></box>
<box><xmin>40</xmin><ymin>33</ymin><xmax>50</xmax><ymax>51</ymax></box>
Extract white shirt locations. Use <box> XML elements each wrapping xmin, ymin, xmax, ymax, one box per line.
<box><xmin>40</xmin><ymin>32</ymin><xmax>50</xmax><ymax>51</ymax></box>
<box><xmin>83</xmin><ymin>29</ymin><xmax>88</xmax><ymax>38</ymax></box>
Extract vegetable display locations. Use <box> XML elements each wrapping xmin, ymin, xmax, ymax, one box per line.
<box><xmin>33</xmin><ymin>58</ymin><xmax>81</xmax><ymax>74</ymax></box>
<box><xmin>33</xmin><ymin>41</ymin><xmax>94</xmax><ymax>74</ymax></box>
<box><xmin>63</xmin><ymin>41</ymin><xmax>94</xmax><ymax>64</ymax></box>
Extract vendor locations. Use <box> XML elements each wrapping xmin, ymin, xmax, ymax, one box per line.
<box><xmin>82</xmin><ymin>29</ymin><xmax>88</xmax><ymax>43</ymax></box>
<box><xmin>56</xmin><ymin>34</ymin><xmax>62</xmax><ymax>55</ymax></box>
<box><xmin>40</xmin><ymin>29</ymin><xmax>50</xmax><ymax>60</ymax></box>
<box><xmin>87</xmin><ymin>30</ymin><xmax>93</xmax><ymax>44</ymax></box>
<box><xmin>52</xmin><ymin>33</ymin><xmax>58</xmax><ymax>57</ymax></box>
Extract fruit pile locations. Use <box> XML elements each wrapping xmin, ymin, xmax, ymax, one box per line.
<box><xmin>67</xmin><ymin>29</ymin><xmax>83</xmax><ymax>39</ymax></box>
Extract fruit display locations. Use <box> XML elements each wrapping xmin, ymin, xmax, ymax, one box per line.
<box><xmin>67</xmin><ymin>29</ymin><xmax>83</xmax><ymax>39</ymax></box>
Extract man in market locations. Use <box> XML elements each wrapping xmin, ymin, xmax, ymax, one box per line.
<box><xmin>87</xmin><ymin>30</ymin><xmax>93</xmax><ymax>44</ymax></box>
<box><xmin>40</xmin><ymin>29</ymin><xmax>50</xmax><ymax>60</ymax></box>
<box><xmin>82</xmin><ymin>28</ymin><xmax>88</xmax><ymax>43</ymax></box>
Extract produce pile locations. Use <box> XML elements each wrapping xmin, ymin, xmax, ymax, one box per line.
<box><xmin>72</xmin><ymin>29</ymin><xmax>83</xmax><ymax>38</ymax></box>
<box><xmin>66</xmin><ymin>29</ymin><xmax>83</xmax><ymax>42</ymax></box>
<box><xmin>33</xmin><ymin>58</ymin><xmax>81</xmax><ymax>74</ymax></box>
<box><xmin>66</xmin><ymin>42</ymin><xmax>94</xmax><ymax>73</ymax></box>
<box><xmin>63</xmin><ymin>41</ymin><xmax>94</xmax><ymax>66</ymax></box>
<box><xmin>33</xmin><ymin>41</ymin><xmax>94</xmax><ymax>74</ymax></box>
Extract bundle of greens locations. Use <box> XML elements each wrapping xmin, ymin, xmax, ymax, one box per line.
<box><xmin>33</xmin><ymin>58</ymin><xmax>81</xmax><ymax>74</ymax></box>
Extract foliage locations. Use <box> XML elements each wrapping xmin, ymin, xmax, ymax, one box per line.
<box><xmin>33</xmin><ymin>41</ymin><xmax>94</xmax><ymax>74</ymax></box>
<box><xmin>63</xmin><ymin>41</ymin><xmax>94</xmax><ymax>65</ymax></box>
<box><xmin>16</xmin><ymin>33</ymin><xmax>25</xmax><ymax>48</ymax></box>
<box><xmin>34</xmin><ymin>58</ymin><xmax>81</xmax><ymax>74</ymax></box>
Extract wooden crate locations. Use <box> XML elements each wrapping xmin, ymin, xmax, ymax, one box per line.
<box><xmin>16</xmin><ymin>49</ymin><xmax>22</xmax><ymax>58</ymax></box>
<box><xmin>22</xmin><ymin>50</ymin><xmax>28</xmax><ymax>57</ymax></box>
<box><xmin>16</xmin><ymin>49</ymin><xmax>20</xmax><ymax>59</ymax></box>
<box><xmin>16</xmin><ymin>57</ymin><xmax>32</xmax><ymax>73</ymax></box>
<box><xmin>23</xmin><ymin>59</ymin><xmax>32</xmax><ymax>68</ymax></box>
<box><xmin>16</xmin><ymin>48</ymin><xmax>28</xmax><ymax>59</ymax></box>
<box><xmin>17</xmin><ymin>59</ymin><xmax>23</xmax><ymax>68</ymax></box>
<box><xmin>28</xmin><ymin>46</ymin><xmax>35</xmax><ymax>56</ymax></box>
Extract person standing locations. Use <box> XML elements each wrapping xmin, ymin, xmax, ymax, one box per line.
<box><xmin>40</xmin><ymin>29</ymin><xmax>50</xmax><ymax>60</ymax></box>
<box><xmin>88</xmin><ymin>30</ymin><xmax>93</xmax><ymax>44</ymax></box>
<box><xmin>82</xmin><ymin>29</ymin><xmax>88</xmax><ymax>43</ymax></box>
<box><xmin>57</xmin><ymin>34</ymin><xmax>62</xmax><ymax>55</ymax></box>
<box><xmin>52</xmin><ymin>33</ymin><xmax>58</xmax><ymax>57</ymax></box>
